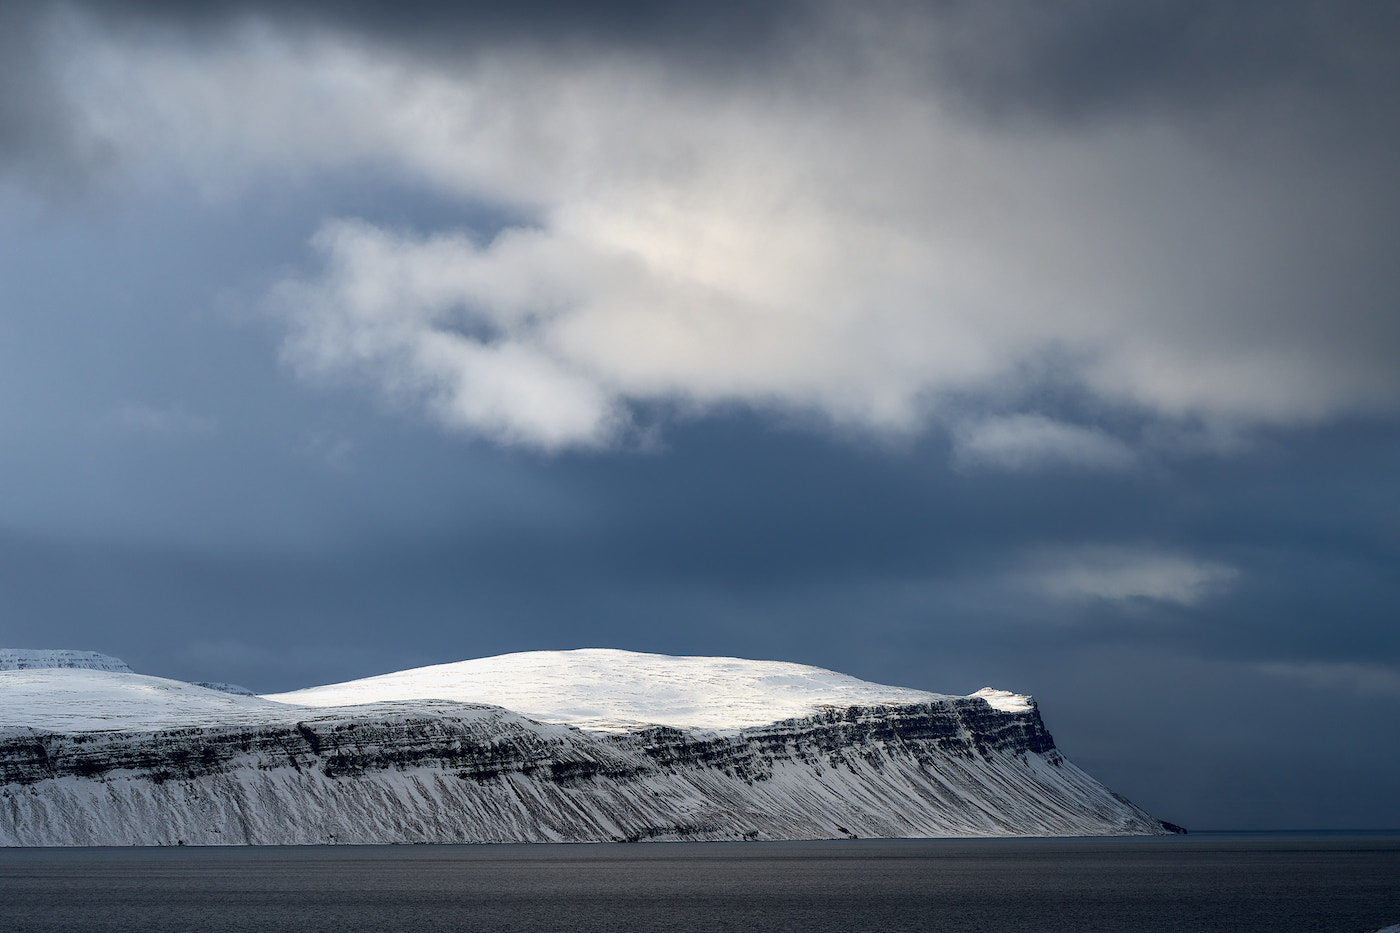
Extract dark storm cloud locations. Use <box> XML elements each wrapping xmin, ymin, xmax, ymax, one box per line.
<box><xmin>928</xmin><ymin>0</ymin><xmax>1400</xmax><ymax>122</ymax></box>
<box><xmin>62</xmin><ymin>0</ymin><xmax>817</xmax><ymax>65</ymax></box>
<box><xmin>9</xmin><ymin>0</ymin><xmax>1399</xmax><ymax>177</ymax></box>
<box><xmin>8</xmin><ymin>408</ymin><xmax>1394</xmax><ymax>680</ymax></box>
<box><xmin>65</xmin><ymin>0</ymin><xmax>1400</xmax><ymax>112</ymax></box>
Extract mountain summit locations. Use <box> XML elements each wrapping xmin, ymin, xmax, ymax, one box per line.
<box><xmin>264</xmin><ymin>648</ymin><xmax>1014</xmax><ymax>732</ymax></box>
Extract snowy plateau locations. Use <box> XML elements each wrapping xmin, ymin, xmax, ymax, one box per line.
<box><xmin>0</xmin><ymin>648</ymin><xmax>1178</xmax><ymax>846</ymax></box>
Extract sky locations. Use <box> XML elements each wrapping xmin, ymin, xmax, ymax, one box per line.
<box><xmin>1</xmin><ymin>0</ymin><xmax>1398</xmax><ymax>831</ymax></box>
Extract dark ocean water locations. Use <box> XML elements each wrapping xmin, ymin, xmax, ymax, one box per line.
<box><xmin>1</xmin><ymin>833</ymin><xmax>1397</xmax><ymax>933</ymax></box>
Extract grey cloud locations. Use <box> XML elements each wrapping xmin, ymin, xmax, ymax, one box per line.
<box><xmin>1</xmin><ymin>0</ymin><xmax>812</xmax><ymax>190</ymax></box>
<box><xmin>952</xmin><ymin>415</ymin><xmax>1138</xmax><ymax>472</ymax></box>
<box><xmin>926</xmin><ymin>1</ymin><xmax>1400</xmax><ymax>122</ymax></box>
<box><xmin>0</xmin><ymin>3</ymin><xmax>109</xmax><ymax>189</ymax></box>
<box><xmin>1023</xmin><ymin>546</ymin><xmax>1237</xmax><ymax>606</ymax></box>
<box><xmin>63</xmin><ymin>0</ymin><xmax>818</xmax><ymax>67</ymax></box>
<box><xmin>5</xmin><ymin>0</ymin><xmax>1398</xmax><ymax>460</ymax></box>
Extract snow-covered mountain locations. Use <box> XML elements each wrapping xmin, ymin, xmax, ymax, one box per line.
<box><xmin>0</xmin><ymin>648</ymin><xmax>1178</xmax><ymax>845</ymax></box>
<box><xmin>0</xmin><ymin>649</ymin><xmax>132</xmax><ymax>673</ymax></box>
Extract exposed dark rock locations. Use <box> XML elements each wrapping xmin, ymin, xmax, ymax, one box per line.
<box><xmin>0</xmin><ymin>696</ymin><xmax>1169</xmax><ymax>846</ymax></box>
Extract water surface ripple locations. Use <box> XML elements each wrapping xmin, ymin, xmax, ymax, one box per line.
<box><xmin>1</xmin><ymin>833</ymin><xmax>1396</xmax><ymax>932</ymax></box>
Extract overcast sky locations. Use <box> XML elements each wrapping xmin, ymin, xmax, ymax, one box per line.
<box><xmin>2</xmin><ymin>0</ymin><xmax>1397</xmax><ymax>831</ymax></box>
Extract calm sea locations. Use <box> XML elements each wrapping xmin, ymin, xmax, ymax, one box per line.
<box><xmin>1</xmin><ymin>833</ymin><xmax>1396</xmax><ymax>932</ymax></box>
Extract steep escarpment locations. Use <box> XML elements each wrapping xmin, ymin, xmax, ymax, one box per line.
<box><xmin>0</xmin><ymin>650</ymin><xmax>132</xmax><ymax>673</ymax></box>
<box><xmin>0</xmin><ymin>695</ymin><xmax>1168</xmax><ymax>846</ymax></box>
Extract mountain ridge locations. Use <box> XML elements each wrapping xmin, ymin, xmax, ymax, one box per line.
<box><xmin>0</xmin><ymin>649</ymin><xmax>133</xmax><ymax>674</ymax></box>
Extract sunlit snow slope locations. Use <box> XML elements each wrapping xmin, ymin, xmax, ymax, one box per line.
<box><xmin>264</xmin><ymin>648</ymin><xmax>1019</xmax><ymax>731</ymax></box>
<box><xmin>0</xmin><ymin>669</ymin><xmax>305</xmax><ymax>733</ymax></box>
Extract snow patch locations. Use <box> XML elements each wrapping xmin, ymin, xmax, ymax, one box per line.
<box><xmin>971</xmin><ymin>687</ymin><xmax>1033</xmax><ymax>712</ymax></box>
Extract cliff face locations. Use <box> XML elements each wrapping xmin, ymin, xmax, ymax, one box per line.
<box><xmin>0</xmin><ymin>697</ymin><xmax>1169</xmax><ymax>846</ymax></box>
<box><xmin>0</xmin><ymin>650</ymin><xmax>132</xmax><ymax>673</ymax></box>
